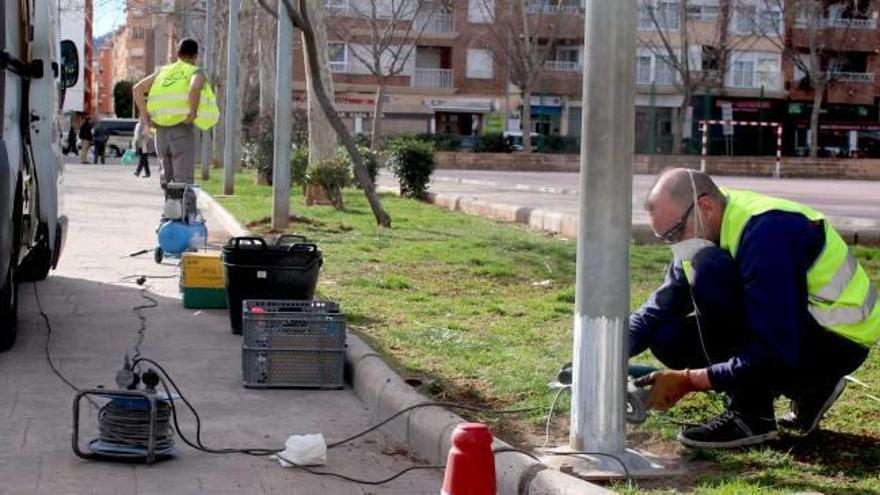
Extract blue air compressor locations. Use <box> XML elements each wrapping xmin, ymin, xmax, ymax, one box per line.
<box><xmin>154</xmin><ymin>183</ymin><xmax>207</xmax><ymax>263</ymax></box>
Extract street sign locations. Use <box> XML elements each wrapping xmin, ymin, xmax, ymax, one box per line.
<box><xmin>721</xmin><ymin>102</ymin><xmax>734</xmax><ymax>136</ymax></box>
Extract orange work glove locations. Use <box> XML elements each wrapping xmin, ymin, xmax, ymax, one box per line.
<box><xmin>633</xmin><ymin>369</ymin><xmax>711</xmax><ymax>411</ymax></box>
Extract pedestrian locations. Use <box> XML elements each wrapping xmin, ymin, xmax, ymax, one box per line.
<box><xmin>64</xmin><ymin>122</ymin><xmax>77</xmax><ymax>156</ymax></box>
<box><xmin>92</xmin><ymin>121</ymin><xmax>109</xmax><ymax>164</ymax></box>
<box><xmin>132</xmin><ymin>38</ymin><xmax>219</xmax><ymax>188</ymax></box>
<box><xmin>78</xmin><ymin>115</ymin><xmax>93</xmax><ymax>164</ymax></box>
<box><xmin>132</xmin><ymin>121</ymin><xmax>151</xmax><ymax>178</ymax></box>
<box><xmin>629</xmin><ymin>168</ymin><xmax>877</xmax><ymax>449</ymax></box>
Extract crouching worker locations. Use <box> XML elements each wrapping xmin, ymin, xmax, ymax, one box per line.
<box><xmin>631</xmin><ymin>168</ymin><xmax>878</xmax><ymax>448</ymax></box>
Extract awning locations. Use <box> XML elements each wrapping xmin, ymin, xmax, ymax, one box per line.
<box><xmin>425</xmin><ymin>98</ymin><xmax>494</xmax><ymax>113</ymax></box>
<box><xmin>635</xmin><ymin>93</ymin><xmax>684</xmax><ymax>108</ymax></box>
<box><xmin>530</xmin><ymin>105</ymin><xmax>562</xmax><ymax>116</ymax></box>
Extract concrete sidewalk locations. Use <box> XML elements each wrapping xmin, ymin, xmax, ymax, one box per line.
<box><xmin>1</xmin><ymin>164</ymin><xmax>441</xmax><ymax>494</ymax></box>
<box><xmin>377</xmin><ymin>170</ymin><xmax>880</xmax><ymax>245</ymax></box>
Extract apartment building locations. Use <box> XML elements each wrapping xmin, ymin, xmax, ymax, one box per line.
<box><xmin>289</xmin><ymin>0</ymin><xmax>586</xmax><ymax>140</ymax></box>
<box><xmin>784</xmin><ymin>0</ymin><xmax>880</xmax><ymax>157</ymax></box>
<box><xmin>633</xmin><ymin>0</ymin><xmax>786</xmax><ymax>154</ymax></box>
<box><xmin>95</xmin><ymin>43</ymin><xmax>115</xmax><ymax>115</ymax></box>
<box><xmin>101</xmin><ymin>1</ymin><xmax>174</xmax><ymax>86</ymax></box>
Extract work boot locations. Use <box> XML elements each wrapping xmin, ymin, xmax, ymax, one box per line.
<box><xmin>778</xmin><ymin>378</ymin><xmax>846</xmax><ymax>434</ymax></box>
<box><xmin>678</xmin><ymin>409</ymin><xmax>778</xmax><ymax>449</ymax></box>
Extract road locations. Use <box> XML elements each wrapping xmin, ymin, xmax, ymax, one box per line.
<box><xmin>379</xmin><ymin>169</ymin><xmax>880</xmax><ymax>230</ymax></box>
<box><xmin>0</xmin><ymin>164</ymin><xmax>441</xmax><ymax>494</ymax></box>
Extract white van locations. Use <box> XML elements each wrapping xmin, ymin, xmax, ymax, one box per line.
<box><xmin>1</xmin><ymin>0</ymin><xmax>76</xmax><ymax>349</ymax></box>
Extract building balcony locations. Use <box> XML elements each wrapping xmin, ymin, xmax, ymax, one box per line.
<box><xmin>527</xmin><ymin>0</ymin><xmax>583</xmax><ymax>15</ymax></box>
<box><xmin>832</xmin><ymin>71</ymin><xmax>875</xmax><ymax>83</ymax></box>
<box><xmin>545</xmin><ymin>60</ymin><xmax>580</xmax><ymax>72</ymax></box>
<box><xmin>412</xmin><ymin>68</ymin><xmax>454</xmax><ymax>88</ymax></box>
<box><xmin>415</xmin><ymin>12</ymin><xmax>455</xmax><ymax>33</ymax></box>
<box><xmin>791</xmin><ymin>19</ymin><xmax>878</xmax><ymax>51</ymax></box>
<box><xmin>795</xmin><ymin>17</ymin><xmax>877</xmax><ymax>30</ymax></box>
<box><xmin>729</xmin><ymin>70</ymin><xmax>782</xmax><ymax>91</ymax></box>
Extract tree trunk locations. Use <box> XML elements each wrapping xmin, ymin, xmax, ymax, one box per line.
<box><xmin>288</xmin><ymin>0</ymin><xmax>392</xmax><ymax>227</ymax></box>
<box><xmin>809</xmin><ymin>81</ymin><xmax>824</xmax><ymax>158</ymax></box>
<box><xmin>303</xmin><ymin>0</ymin><xmax>337</xmax><ymax>163</ymax></box>
<box><xmin>212</xmin><ymin>1</ymin><xmax>228</xmax><ymax>167</ymax></box>
<box><xmin>521</xmin><ymin>88</ymin><xmax>532</xmax><ymax>154</ymax></box>
<box><xmin>370</xmin><ymin>81</ymin><xmax>386</xmax><ymax>150</ymax></box>
<box><xmin>258</xmin><ymin>8</ymin><xmax>277</xmax><ymax>124</ymax></box>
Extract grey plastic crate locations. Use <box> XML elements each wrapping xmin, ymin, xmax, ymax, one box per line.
<box><xmin>242</xmin><ymin>348</ymin><xmax>344</xmax><ymax>389</ymax></box>
<box><xmin>241</xmin><ymin>299</ymin><xmax>345</xmax><ymax>388</ymax></box>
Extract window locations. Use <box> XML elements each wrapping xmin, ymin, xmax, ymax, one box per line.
<box><xmin>328</xmin><ymin>42</ymin><xmax>348</xmax><ymax>72</ymax></box>
<box><xmin>131</xmin><ymin>27</ymin><xmax>145</xmax><ymax>40</ymax></box>
<box><xmin>686</xmin><ymin>0</ymin><xmax>719</xmax><ymax>20</ymax></box>
<box><xmin>732</xmin><ymin>60</ymin><xmax>754</xmax><ymax>87</ymax></box>
<box><xmin>734</xmin><ymin>4</ymin><xmax>755</xmax><ymax>33</ymax></box>
<box><xmin>466</xmin><ymin>48</ymin><xmax>493</xmax><ymax>79</ymax></box>
<box><xmin>756</xmin><ymin>8</ymin><xmax>781</xmax><ymax>33</ymax></box>
<box><xmin>756</xmin><ymin>57</ymin><xmax>779</xmax><ymax>88</ymax></box>
<box><xmin>638</xmin><ymin>1</ymin><xmax>679</xmax><ymax>31</ymax></box>
<box><xmin>468</xmin><ymin>0</ymin><xmax>493</xmax><ymax>23</ymax></box>
<box><xmin>655</xmin><ymin>55</ymin><xmax>676</xmax><ymax>84</ymax></box>
<box><xmin>636</xmin><ymin>55</ymin><xmax>653</xmax><ymax>84</ymax></box>
<box><xmin>556</xmin><ymin>46</ymin><xmax>580</xmax><ymax>64</ymax></box>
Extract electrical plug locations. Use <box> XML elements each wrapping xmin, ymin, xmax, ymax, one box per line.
<box><xmin>115</xmin><ymin>355</ymin><xmax>140</xmax><ymax>390</ymax></box>
<box><xmin>142</xmin><ymin>368</ymin><xmax>160</xmax><ymax>392</ymax></box>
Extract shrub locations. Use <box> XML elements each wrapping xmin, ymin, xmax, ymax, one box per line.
<box><xmin>543</xmin><ymin>135</ymin><xmax>580</xmax><ymax>154</ymax></box>
<box><xmin>386</xmin><ymin>137</ymin><xmax>435</xmax><ymax>198</ymax></box>
<box><xmin>474</xmin><ymin>132</ymin><xmax>513</xmax><ymax>153</ymax></box>
<box><xmin>305</xmin><ymin>155</ymin><xmax>352</xmax><ymax>210</ymax></box>
<box><xmin>290</xmin><ymin>145</ymin><xmax>309</xmax><ymax>186</ymax></box>
<box><xmin>337</xmin><ymin>145</ymin><xmax>379</xmax><ymax>188</ymax></box>
<box><xmin>241</xmin><ymin>128</ymin><xmax>274</xmax><ymax>182</ymax></box>
<box><xmin>354</xmin><ymin>133</ymin><xmax>372</xmax><ymax>148</ymax></box>
<box><xmin>433</xmin><ymin>133</ymin><xmax>461</xmax><ymax>151</ymax></box>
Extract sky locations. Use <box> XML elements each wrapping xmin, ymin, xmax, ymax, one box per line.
<box><xmin>94</xmin><ymin>0</ymin><xmax>127</xmax><ymax>38</ymax></box>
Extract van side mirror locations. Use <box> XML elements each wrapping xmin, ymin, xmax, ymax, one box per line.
<box><xmin>60</xmin><ymin>40</ymin><xmax>79</xmax><ymax>89</ymax></box>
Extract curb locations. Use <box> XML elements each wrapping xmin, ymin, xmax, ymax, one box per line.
<box><xmin>346</xmin><ymin>334</ymin><xmax>612</xmax><ymax>495</ymax></box>
<box><xmin>380</xmin><ymin>187</ymin><xmax>880</xmax><ymax>247</ymax></box>
<box><xmin>198</xmin><ymin>189</ymin><xmax>610</xmax><ymax>494</ymax></box>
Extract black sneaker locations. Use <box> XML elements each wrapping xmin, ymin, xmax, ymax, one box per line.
<box><xmin>778</xmin><ymin>378</ymin><xmax>846</xmax><ymax>434</ymax></box>
<box><xmin>678</xmin><ymin>409</ymin><xmax>778</xmax><ymax>449</ymax></box>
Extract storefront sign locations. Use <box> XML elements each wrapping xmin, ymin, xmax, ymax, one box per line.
<box><xmin>484</xmin><ymin>113</ymin><xmax>504</xmax><ymax>133</ymax></box>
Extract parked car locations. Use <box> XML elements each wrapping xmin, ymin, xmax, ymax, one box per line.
<box><xmin>94</xmin><ymin>118</ymin><xmax>137</xmax><ymax>157</ymax></box>
<box><xmin>503</xmin><ymin>131</ymin><xmax>542</xmax><ymax>151</ymax></box>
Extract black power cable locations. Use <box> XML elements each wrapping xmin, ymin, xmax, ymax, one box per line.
<box><xmin>35</xmin><ymin>281</ymin><xmax>632</xmax><ymax>486</ymax></box>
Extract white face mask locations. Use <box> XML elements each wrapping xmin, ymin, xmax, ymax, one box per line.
<box><xmin>669</xmin><ymin>169</ymin><xmax>714</xmax><ymax>263</ymax></box>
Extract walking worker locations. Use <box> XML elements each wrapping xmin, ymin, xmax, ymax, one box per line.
<box><xmin>132</xmin><ymin>38</ymin><xmax>219</xmax><ymax>186</ymax></box>
<box><xmin>631</xmin><ymin>168</ymin><xmax>878</xmax><ymax>449</ymax></box>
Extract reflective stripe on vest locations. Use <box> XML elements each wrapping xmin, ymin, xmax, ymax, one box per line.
<box><xmin>718</xmin><ymin>189</ymin><xmax>880</xmax><ymax>347</ymax></box>
<box><xmin>146</xmin><ymin>60</ymin><xmax>219</xmax><ymax>130</ymax></box>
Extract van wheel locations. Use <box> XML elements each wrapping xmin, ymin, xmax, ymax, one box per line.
<box><xmin>0</xmin><ymin>257</ymin><xmax>18</xmax><ymax>352</ymax></box>
<box><xmin>17</xmin><ymin>224</ymin><xmax>52</xmax><ymax>282</ymax></box>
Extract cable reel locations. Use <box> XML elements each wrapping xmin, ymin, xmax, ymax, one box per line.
<box><xmin>72</xmin><ymin>361</ymin><xmax>178</xmax><ymax>465</ymax></box>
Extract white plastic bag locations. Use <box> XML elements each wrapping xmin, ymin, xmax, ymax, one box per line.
<box><xmin>274</xmin><ymin>433</ymin><xmax>327</xmax><ymax>467</ymax></box>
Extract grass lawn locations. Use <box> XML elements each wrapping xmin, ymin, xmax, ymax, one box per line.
<box><xmin>200</xmin><ymin>171</ymin><xmax>880</xmax><ymax>493</ymax></box>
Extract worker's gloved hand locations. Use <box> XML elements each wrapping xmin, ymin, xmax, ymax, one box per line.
<box><xmin>633</xmin><ymin>369</ymin><xmax>710</xmax><ymax>411</ymax></box>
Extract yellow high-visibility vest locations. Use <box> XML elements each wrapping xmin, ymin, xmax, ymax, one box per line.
<box><xmin>699</xmin><ymin>189</ymin><xmax>879</xmax><ymax>347</ymax></box>
<box><xmin>146</xmin><ymin>60</ymin><xmax>219</xmax><ymax>130</ymax></box>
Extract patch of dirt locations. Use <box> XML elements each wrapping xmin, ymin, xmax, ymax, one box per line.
<box><xmin>245</xmin><ymin>214</ymin><xmax>327</xmax><ymax>229</ymax></box>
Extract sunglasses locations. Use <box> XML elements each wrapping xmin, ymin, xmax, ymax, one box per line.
<box><xmin>654</xmin><ymin>199</ymin><xmax>699</xmax><ymax>243</ymax></box>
